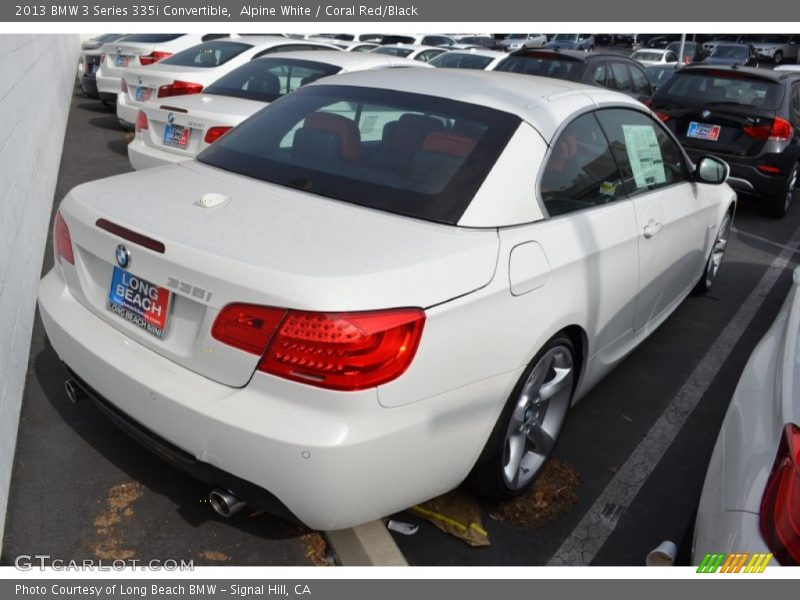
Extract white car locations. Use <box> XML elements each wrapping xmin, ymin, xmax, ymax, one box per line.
<box><xmin>39</xmin><ymin>69</ymin><xmax>735</xmax><ymax>530</ymax></box>
<box><xmin>498</xmin><ymin>34</ymin><xmax>548</xmax><ymax>52</ymax></box>
<box><xmin>379</xmin><ymin>34</ymin><xmax>456</xmax><ymax>47</ymax></box>
<box><xmin>630</xmin><ymin>48</ymin><xmax>679</xmax><ymax>67</ymax></box>
<box><xmin>694</xmin><ymin>267</ymin><xmax>800</xmax><ymax>566</ymax></box>
<box><xmin>371</xmin><ymin>44</ymin><xmax>447</xmax><ymax>62</ymax></box>
<box><xmin>429</xmin><ymin>48</ymin><xmax>507</xmax><ymax>70</ymax></box>
<box><xmin>752</xmin><ymin>35</ymin><xmax>800</xmax><ymax>65</ymax></box>
<box><xmin>95</xmin><ymin>34</ymin><xmax>207</xmax><ymax>106</ymax></box>
<box><xmin>116</xmin><ymin>36</ymin><xmax>339</xmax><ymax>129</ymax></box>
<box><xmin>128</xmin><ymin>51</ymin><xmax>429</xmax><ymax>169</ymax></box>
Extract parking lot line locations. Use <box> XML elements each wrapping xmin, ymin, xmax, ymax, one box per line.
<box><xmin>326</xmin><ymin>521</ymin><xmax>408</xmax><ymax>566</ymax></box>
<box><xmin>548</xmin><ymin>223</ymin><xmax>800</xmax><ymax>566</ymax></box>
<box><xmin>732</xmin><ymin>227</ymin><xmax>800</xmax><ymax>255</ymax></box>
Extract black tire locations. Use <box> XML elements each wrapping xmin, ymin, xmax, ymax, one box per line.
<box><xmin>694</xmin><ymin>209</ymin><xmax>732</xmax><ymax>294</ymax></box>
<box><xmin>774</xmin><ymin>50</ymin><xmax>783</xmax><ymax>65</ymax></box>
<box><xmin>765</xmin><ymin>163</ymin><xmax>798</xmax><ymax>219</ymax></box>
<box><xmin>101</xmin><ymin>99</ymin><xmax>113</xmax><ymax>107</ymax></box>
<box><xmin>467</xmin><ymin>333</ymin><xmax>576</xmax><ymax>501</ymax></box>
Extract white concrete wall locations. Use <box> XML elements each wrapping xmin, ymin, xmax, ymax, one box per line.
<box><xmin>0</xmin><ymin>34</ymin><xmax>79</xmax><ymax>545</ymax></box>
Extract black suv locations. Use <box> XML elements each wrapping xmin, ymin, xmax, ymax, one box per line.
<box><xmin>650</xmin><ymin>64</ymin><xmax>800</xmax><ymax>217</ymax></box>
<box><xmin>494</xmin><ymin>49</ymin><xmax>652</xmax><ymax>102</ymax></box>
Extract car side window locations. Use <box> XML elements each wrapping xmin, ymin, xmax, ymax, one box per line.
<box><xmin>608</xmin><ymin>63</ymin><xmax>631</xmax><ymax>92</ymax></box>
<box><xmin>592</xmin><ymin>63</ymin><xmax>606</xmax><ymax>86</ymax></box>
<box><xmin>629</xmin><ymin>66</ymin><xmax>651</xmax><ymax>97</ymax></box>
<box><xmin>540</xmin><ymin>112</ymin><xmax>626</xmax><ymax>217</ymax></box>
<box><xmin>595</xmin><ymin>108</ymin><xmax>689</xmax><ymax>196</ymax></box>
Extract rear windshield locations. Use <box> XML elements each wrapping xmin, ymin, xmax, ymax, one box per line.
<box><xmin>204</xmin><ymin>58</ymin><xmax>341</xmax><ymax>103</ymax></box>
<box><xmin>655</xmin><ymin>71</ymin><xmax>784</xmax><ymax>110</ymax></box>
<box><xmin>160</xmin><ymin>41</ymin><xmax>251</xmax><ymax>68</ymax></box>
<box><xmin>373</xmin><ymin>46</ymin><xmax>413</xmax><ymax>58</ymax></box>
<box><xmin>711</xmin><ymin>45</ymin><xmax>748</xmax><ymax>59</ymax></box>
<box><xmin>494</xmin><ymin>54</ymin><xmax>582</xmax><ymax>81</ymax></box>
<box><xmin>197</xmin><ymin>85</ymin><xmax>520</xmax><ymax>224</ymax></box>
<box><xmin>645</xmin><ymin>66</ymin><xmax>676</xmax><ymax>85</ymax></box>
<box><xmin>430</xmin><ymin>53</ymin><xmax>494</xmax><ymax>70</ymax></box>
<box><xmin>119</xmin><ymin>34</ymin><xmax>184</xmax><ymax>44</ymax></box>
<box><xmin>632</xmin><ymin>51</ymin><xmax>665</xmax><ymax>61</ymax></box>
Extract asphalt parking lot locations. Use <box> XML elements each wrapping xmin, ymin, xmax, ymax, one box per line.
<box><xmin>3</xmin><ymin>47</ymin><xmax>800</xmax><ymax>566</ymax></box>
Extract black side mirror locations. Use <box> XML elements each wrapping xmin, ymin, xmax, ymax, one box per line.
<box><xmin>694</xmin><ymin>156</ymin><xmax>729</xmax><ymax>184</ymax></box>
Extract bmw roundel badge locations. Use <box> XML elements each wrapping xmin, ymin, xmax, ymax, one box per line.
<box><xmin>701</xmin><ymin>109</ymin><xmax>711</xmax><ymax>119</ymax></box>
<box><xmin>116</xmin><ymin>244</ymin><xmax>131</xmax><ymax>269</ymax></box>
<box><xmin>167</xmin><ymin>112</ymin><xmax>175</xmax><ymax>125</ymax></box>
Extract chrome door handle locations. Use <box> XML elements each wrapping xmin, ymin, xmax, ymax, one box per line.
<box><xmin>643</xmin><ymin>222</ymin><xmax>663</xmax><ymax>238</ymax></box>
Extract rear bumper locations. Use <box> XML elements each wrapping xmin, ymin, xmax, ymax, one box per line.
<box><xmin>96</xmin><ymin>72</ymin><xmax>121</xmax><ymax>96</ymax></box>
<box><xmin>38</xmin><ymin>267</ymin><xmax>512</xmax><ymax>530</ymax></box>
<box><xmin>117</xmin><ymin>92</ymin><xmax>139</xmax><ymax>130</ymax></box>
<box><xmin>80</xmin><ymin>75</ymin><xmax>99</xmax><ymax>98</ymax></box>
<box><xmin>127</xmin><ymin>136</ymin><xmax>189</xmax><ymax>170</ymax></box>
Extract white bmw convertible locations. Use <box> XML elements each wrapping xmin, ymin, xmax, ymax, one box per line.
<box><xmin>39</xmin><ymin>69</ymin><xmax>735</xmax><ymax>530</ymax></box>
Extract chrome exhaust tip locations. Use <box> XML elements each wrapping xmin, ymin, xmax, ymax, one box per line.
<box><xmin>208</xmin><ymin>488</ymin><xmax>246</xmax><ymax>518</ymax></box>
<box><xmin>64</xmin><ymin>380</ymin><xmax>85</xmax><ymax>404</ymax></box>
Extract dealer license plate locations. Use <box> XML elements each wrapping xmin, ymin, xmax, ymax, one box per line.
<box><xmin>687</xmin><ymin>121</ymin><xmax>721</xmax><ymax>142</ymax></box>
<box><xmin>163</xmin><ymin>123</ymin><xmax>190</xmax><ymax>148</ymax></box>
<box><xmin>107</xmin><ymin>266</ymin><xmax>170</xmax><ymax>338</ymax></box>
<box><xmin>135</xmin><ymin>86</ymin><xmax>151</xmax><ymax>102</ymax></box>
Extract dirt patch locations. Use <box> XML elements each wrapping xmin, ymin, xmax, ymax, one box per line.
<box><xmin>491</xmin><ymin>459</ymin><xmax>581</xmax><ymax>527</ymax></box>
<box><xmin>91</xmin><ymin>482</ymin><xmax>144</xmax><ymax>560</ymax></box>
<box><xmin>199</xmin><ymin>550</ymin><xmax>230</xmax><ymax>562</ymax></box>
<box><xmin>301</xmin><ymin>532</ymin><xmax>334</xmax><ymax>566</ymax></box>
<box><xmin>123</xmin><ymin>132</ymin><xmax>134</xmax><ymax>144</ymax></box>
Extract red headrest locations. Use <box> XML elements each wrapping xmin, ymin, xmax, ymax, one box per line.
<box><xmin>304</xmin><ymin>112</ymin><xmax>360</xmax><ymax>162</ymax></box>
<box><xmin>421</xmin><ymin>132</ymin><xmax>476</xmax><ymax>158</ymax></box>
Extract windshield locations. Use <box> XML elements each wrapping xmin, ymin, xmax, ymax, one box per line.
<box><xmin>633</xmin><ymin>51</ymin><xmax>664</xmax><ymax>61</ymax></box>
<box><xmin>645</xmin><ymin>66</ymin><xmax>675</xmax><ymax>85</ymax></box>
<box><xmin>666</xmin><ymin>41</ymin><xmax>695</xmax><ymax>53</ymax></box>
<box><xmin>203</xmin><ymin>58</ymin><xmax>341</xmax><ymax>103</ymax></box>
<box><xmin>553</xmin><ymin>34</ymin><xmax>579</xmax><ymax>42</ymax></box>
<box><xmin>430</xmin><ymin>53</ymin><xmax>494</xmax><ymax>70</ymax></box>
<box><xmin>197</xmin><ymin>85</ymin><xmax>520</xmax><ymax>224</ymax></box>
<box><xmin>494</xmin><ymin>54</ymin><xmax>582</xmax><ymax>81</ymax></box>
<box><xmin>711</xmin><ymin>44</ymin><xmax>747</xmax><ymax>59</ymax></box>
<box><xmin>508</xmin><ymin>34</ymin><xmax>526</xmax><ymax>40</ymax></box>
<box><xmin>160</xmin><ymin>41</ymin><xmax>252</xmax><ymax>68</ymax></box>
<box><xmin>656</xmin><ymin>71</ymin><xmax>783</xmax><ymax>109</ymax></box>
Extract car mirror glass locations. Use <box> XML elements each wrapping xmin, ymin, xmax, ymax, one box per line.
<box><xmin>696</xmin><ymin>156</ymin><xmax>728</xmax><ymax>184</ymax></box>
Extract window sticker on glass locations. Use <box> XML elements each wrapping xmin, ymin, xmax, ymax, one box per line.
<box><xmin>622</xmin><ymin>125</ymin><xmax>666</xmax><ymax>189</ymax></box>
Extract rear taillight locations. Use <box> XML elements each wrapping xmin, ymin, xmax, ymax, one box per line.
<box><xmin>204</xmin><ymin>126</ymin><xmax>232</xmax><ymax>144</ymax></box>
<box><xmin>211</xmin><ymin>305</ymin><xmax>426</xmax><ymax>391</ymax></box>
<box><xmin>760</xmin><ymin>423</ymin><xmax>800</xmax><ymax>565</ymax></box>
<box><xmin>757</xmin><ymin>164</ymin><xmax>782</xmax><ymax>174</ymax></box>
<box><xmin>157</xmin><ymin>80</ymin><xmax>203</xmax><ymax>99</ymax></box>
<box><xmin>121</xmin><ymin>79</ymin><xmax>128</xmax><ymax>93</ymax></box>
<box><xmin>54</xmin><ymin>211</ymin><xmax>74</xmax><ymax>265</ymax></box>
<box><xmin>744</xmin><ymin>117</ymin><xmax>793</xmax><ymax>142</ymax></box>
<box><xmin>135</xmin><ymin>110</ymin><xmax>148</xmax><ymax>132</ymax></box>
<box><xmin>211</xmin><ymin>304</ymin><xmax>286</xmax><ymax>355</ymax></box>
<box><xmin>139</xmin><ymin>51</ymin><xmax>172</xmax><ymax>66</ymax></box>
<box><xmin>654</xmin><ymin>110</ymin><xmax>671</xmax><ymax>123</ymax></box>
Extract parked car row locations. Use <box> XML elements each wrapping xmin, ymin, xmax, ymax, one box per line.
<box><xmin>61</xmin><ymin>33</ymin><xmax>800</xmax><ymax>565</ymax></box>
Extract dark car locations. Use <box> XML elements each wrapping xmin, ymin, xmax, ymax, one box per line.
<box><xmin>494</xmin><ymin>49</ymin><xmax>652</xmax><ymax>102</ymax></box>
<box><xmin>640</xmin><ymin>34</ymin><xmax>684</xmax><ymax>49</ymax></box>
<box><xmin>544</xmin><ymin>34</ymin><xmax>595</xmax><ymax>52</ymax></box>
<box><xmin>645</xmin><ymin>64</ymin><xmax>679</xmax><ymax>91</ymax></box>
<box><xmin>650</xmin><ymin>65</ymin><xmax>800</xmax><ymax>217</ymax></box>
<box><xmin>79</xmin><ymin>33</ymin><xmax>126</xmax><ymax>98</ymax></box>
<box><xmin>700</xmin><ymin>43</ymin><xmax>758</xmax><ymax>67</ymax></box>
<box><xmin>666</xmin><ymin>41</ymin><xmax>703</xmax><ymax>63</ymax></box>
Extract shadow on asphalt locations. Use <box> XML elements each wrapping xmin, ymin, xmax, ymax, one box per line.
<box><xmin>31</xmin><ymin>334</ymin><xmax>305</xmax><ymax>543</ymax></box>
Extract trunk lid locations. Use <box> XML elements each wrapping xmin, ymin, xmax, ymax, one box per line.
<box><xmin>59</xmin><ymin>161</ymin><xmax>499</xmax><ymax>387</ymax></box>
<box><xmin>140</xmin><ymin>94</ymin><xmax>265</xmax><ymax>159</ymax></box>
